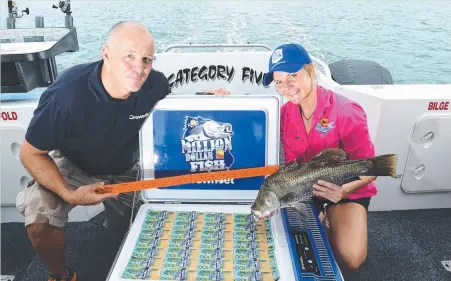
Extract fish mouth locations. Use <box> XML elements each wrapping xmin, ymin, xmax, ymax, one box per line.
<box><xmin>251</xmin><ymin>209</ymin><xmax>277</xmax><ymax>221</ymax></box>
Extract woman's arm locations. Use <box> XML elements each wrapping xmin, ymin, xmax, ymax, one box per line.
<box><xmin>342</xmin><ymin>175</ymin><xmax>376</xmax><ymax>195</ymax></box>
<box><xmin>314</xmin><ymin>175</ymin><xmax>375</xmax><ymax>203</ymax></box>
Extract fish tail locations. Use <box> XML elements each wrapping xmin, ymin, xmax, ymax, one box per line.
<box><xmin>368</xmin><ymin>154</ymin><xmax>398</xmax><ymax>177</ymax></box>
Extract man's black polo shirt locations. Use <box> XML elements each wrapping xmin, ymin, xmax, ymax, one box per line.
<box><xmin>25</xmin><ymin>60</ymin><xmax>169</xmax><ymax>175</ymax></box>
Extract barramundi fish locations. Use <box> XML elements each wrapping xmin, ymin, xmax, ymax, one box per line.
<box><xmin>251</xmin><ymin>148</ymin><xmax>398</xmax><ymax>220</ymax></box>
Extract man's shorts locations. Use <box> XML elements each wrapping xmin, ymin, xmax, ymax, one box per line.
<box><xmin>15</xmin><ymin>150</ymin><xmax>142</xmax><ymax>229</ymax></box>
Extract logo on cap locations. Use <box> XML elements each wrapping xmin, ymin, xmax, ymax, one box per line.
<box><xmin>271</xmin><ymin>49</ymin><xmax>283</xmax><ymax>64</ymax></box>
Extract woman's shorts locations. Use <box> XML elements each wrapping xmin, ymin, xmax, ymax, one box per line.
<box><xmin>312</xmin><ymin>196</ymin><xmax>371</xmax><ymax>214</ymax></box>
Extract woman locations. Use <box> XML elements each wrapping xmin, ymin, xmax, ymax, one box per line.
<box><xmin>262</xmin><ymin>43</ymin><xmax>377</xmax><ymax>272</ymax></box>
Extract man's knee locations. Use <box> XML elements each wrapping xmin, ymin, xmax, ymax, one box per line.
<box><xmin>26</xmin><ymin>223</ymin><xmax>64</xmax><ymax>247</ymax></box>
<box><xmin>17</xmin><ymin>178</ymin><xmax>70</xmax><ymax>229</ymax></box>
<box><xmin>27</xmin><ymin>222</ymin><xmax>47</xmax><ymax>238</ymax></box>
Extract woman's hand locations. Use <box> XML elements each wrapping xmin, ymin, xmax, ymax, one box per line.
<box><xmin>313</xmin><ymin>180</ymin><xmax>349</xmax><ymax>203</ymax></box>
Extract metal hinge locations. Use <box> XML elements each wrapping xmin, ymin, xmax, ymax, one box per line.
<box><xmin>442</xmin><ymin>261</ymin><xmax>451</xmax><ymax>272</ymax></box>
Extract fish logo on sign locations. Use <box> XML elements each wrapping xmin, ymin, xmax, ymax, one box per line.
<box><xmin>180</xmin><ymin>116</ymin><xmax>235</xmax><ymax>173</ymax></box>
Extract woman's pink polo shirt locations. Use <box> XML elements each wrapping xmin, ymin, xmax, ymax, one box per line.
<box><xmin>280</xmin><ymin>85</ymin><xmax>377</xmax><ymax>199</ymax></box>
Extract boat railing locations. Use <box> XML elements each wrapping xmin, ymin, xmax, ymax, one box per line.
<box><xmin>163</xmin><ymin>43</ymin><xmax>273</xmax><ymax>52</ymax></box>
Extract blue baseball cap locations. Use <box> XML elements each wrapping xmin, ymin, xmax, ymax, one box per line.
<box><xmin>263</xmin><ymin>43</ymin><xmax>312</xmax><ymax>86</ymax></box>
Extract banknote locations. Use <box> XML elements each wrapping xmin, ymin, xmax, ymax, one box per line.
<box><xmin>232</xmin><ymin>270</ymin><xmax>276</xmax><ymax>281</ymax></box>
<box><xmin>202</xmin><ymin>212</ymin><xmax>226</xmax><ymax>222</ymax></box>
<box><xmin>144</xmin><ymin>210</ymin><xmax>167</xmax><ymax>222</ymax></box>
<box><xmin>194</xmin><ymin>269</ymin><xmax>230</xmax><ymax>281</ymax></box>
<box><xmin>165</xmin><ymin>238</ymin><xmax>197</xmax><ymax>249</ymax></box>
<box><xmin>174</xmin><ymin>211</ymin><xmax>198</xmax><ymax>223</ymax></box>
<box><xmin>161</xmin><ymin>256</ymin><xmax>190</xmax><ymax>267</ymax></box>
<box><xmin>141</xmin><ymin>219</ymin><xmax>173</xmax><ymax>231</ymax></box>
<box><xmin>159</xmin><ymin>268</ymin><xmax>189</xmax><ymax>280</ymax></box>
<box><xmin>131</xmin><ymin>246</ymin><xmax>159</xmax><ymax>259</ymax></box>
<box><xmin>138</xmin><ymin>228</ymin><xmax>163</xmax><ymax>240</ymax></box>
<box><xmin>233</xmin><ymin>214</ymin><xmax>255</xmax><ymax>224</ymax></box>
<box><xmin>201</xmin><ymin>230</ymin><xmax>231</xmax><ymax>241</ymax></box>
<box><xmin>164</xmin><ymin>247</ymin><xmax>193</xmax><ymax>259</ymax></box>
<box><xmin>121</xmin><ymin>267</ymin><xmax>149</xmax><ymax>279</ymax></box>
<box><xmin>199</xmin><ymin>239</ymin><xmax>227</xmax><ymax>250</ymax></box>
<box><xmin>161</xmin><ymin>259</ymin><xmax>221</xmax><ymax>272</ymax></box>
<box><xmin>124</xmin><ymin>257</ymin><xmax>153</xmax><ymax>271</ymax></box>
<box><xmin>171</xmin><ymin>220</ymin><xmax>197</xmax><ymax>232</ymax></box>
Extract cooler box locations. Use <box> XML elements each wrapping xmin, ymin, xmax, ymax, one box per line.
<box><xmin>106</xmin><ymin>95</ymin><xmax>344</xmax><ymax>281</ymax></box>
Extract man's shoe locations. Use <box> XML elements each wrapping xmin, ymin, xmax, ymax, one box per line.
<box><xmin>48</xmin><ymin>267</ymin><xmax>77</xmax><ymax>281</ymax></box>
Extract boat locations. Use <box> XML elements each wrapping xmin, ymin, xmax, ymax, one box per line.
<box><xmin>1</xmin><ymin>1</ymin><xmax>451</xmax><ymax>280</ymax></box>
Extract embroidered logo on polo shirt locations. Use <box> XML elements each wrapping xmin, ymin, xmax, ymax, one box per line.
<box><xmin>129</xmin><ymin>112</ymin><xmax>150</xmax><ymax>120</ymax></box>
<box><xmin>315</xmin><ymin>116</ymin><xmax>335</xmax><ymax>133</ymax></box>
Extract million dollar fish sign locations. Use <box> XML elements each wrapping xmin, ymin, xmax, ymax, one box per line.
<box><xmin>181</xmin><ymin>116</ymin><xmax>235</xmax><ymax>173</ymax></box>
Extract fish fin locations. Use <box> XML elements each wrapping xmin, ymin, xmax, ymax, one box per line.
<box><xmin>269</xmin><ymin>159</ymin><xmax>308</xmax><ymax>182</ymax></box>
<box><xmin>281</xmin><ymin>158</ymin><xmax>304</xmax><ymax>169</ymax></box>
<box><xmin>368</xmin><ymin>154</ymin><xmax>398</xmax><ymax>177</ymax></box>
<box><xmin>279</xmin><ymin>192</ymin><xmax>298</xmax><ymax>203</ymax></box>
<box><xmin>290</xmin><ymin>203</ymin><xmax>310</xmax><ymax>218</ymax></box>
<box><xmin>344</xmin><ymin>176</ymin><xmax>361</xmax><ymax>184</ymax></box>
<box><xmin>310</xmin><ymin>148</ymin><xmax>347</xmax><ymax>166</ymax></box>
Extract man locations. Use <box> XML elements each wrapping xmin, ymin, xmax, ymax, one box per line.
<box><xmin>16</xmin><ymin>21</ymin><xmax>228</xmax><ymax>281</ymax></box>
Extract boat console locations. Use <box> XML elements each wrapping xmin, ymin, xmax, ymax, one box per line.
<box><xmin>1</xmin><ymin>0</ymin><xmax>78</xmax><ymax>93</ymax></box>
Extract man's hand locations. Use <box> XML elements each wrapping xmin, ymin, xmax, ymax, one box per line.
<box><xmin>204</xmin><ymin>88</ymin><xmax>231</xmax><ymax>96</ymax></box>
<box><xmin>65</xmin><ymin>182</ymin><xmax>119</xmax><ymax>206</ymax></box>
<box><xmin>313</xmin><ymin>180</ymin><xmax>349</xmax><ymax>203</ymax></box>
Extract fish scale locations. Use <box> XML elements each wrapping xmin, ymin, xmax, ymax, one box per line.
<box><xmin>278</xmin><ymin>161</ymin><xmax>370</xmax><ymax>192</ymax></box>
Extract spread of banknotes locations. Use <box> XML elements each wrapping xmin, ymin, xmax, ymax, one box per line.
<box><xmin>121</xmin><ymin>210</ymin><xmax>280</xmax><ymax>281</ymax></box>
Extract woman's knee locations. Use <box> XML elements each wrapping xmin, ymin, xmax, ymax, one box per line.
<box><xmin>337</xmin><ymin>247</ymin><xmax>367</xmax><ymax>272</ymax></box>
<box><xmin>326</xmin><ymin>202</ymin><xmax>369</xmax><ymax>271</ymax></box>
<box><xmin>329</xmin><ymin>230</ymin><xmax>368</xmax><ymax>272</ymax></box>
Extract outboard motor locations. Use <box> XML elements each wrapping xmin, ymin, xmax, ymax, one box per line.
<box><xmin>328</xmin><ymin>60</ymin><xmax>394</xmax><ymax>85</ymax></box>
<box><xmin>6</xmin><ymin>0</ymin><xmax>29</xmax><ymax>29</ymax></box>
